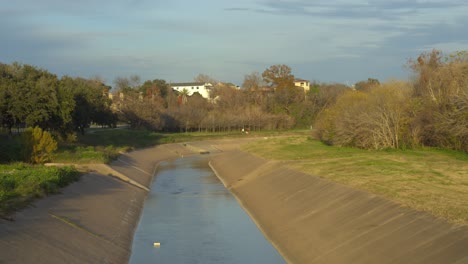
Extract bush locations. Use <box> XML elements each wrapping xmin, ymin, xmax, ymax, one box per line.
<box><xmin>314</xmin><ymin>82</ymin><xmax>412</xmax><ymax>150</ymax></box>
<box><xmin>418</xmin><ymin>94</ymin><xmax>468</xmax><ymax>152</ymax></box>
<box><xmin>409</xmin><ymin>50</ymin><xmax>468</xmax><ymax>152</ymax></box>
<box><xmin>23</xmin><ymin>127</ymin><xmax>58</xmax><ymax>164</ymax></box>
<box><xmin>314</xmin><ymin>90</ymin><xmax>369</xmax><ymax>147</ymax></box>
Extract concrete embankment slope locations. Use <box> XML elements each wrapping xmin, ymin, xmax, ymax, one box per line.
<box><xmin>210</xmin><ymin>150</ymin><xmax>468</xmax><ymax>264</ymax></box>
<box><xmin>0</xmin><ymin>143</ymin><xmax>194</xmax><ymax>264</ymax></box>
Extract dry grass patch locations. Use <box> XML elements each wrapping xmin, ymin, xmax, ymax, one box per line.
<box><xmin>243</xmin><ymin>136</ymin><xmax>468</xmax><ymax>225</ymax></box>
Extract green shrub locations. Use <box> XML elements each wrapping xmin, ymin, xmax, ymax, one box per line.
<box><xmin>23</xmin><ymin>127</ymin><xmax>58</xmax><ymax>164</ymax></box>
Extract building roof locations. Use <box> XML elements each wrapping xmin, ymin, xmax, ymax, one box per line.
<box><xmin>294</xmin><ymin>79</ymin><xmax>310</xmax><ymax>83</ymax></box>
<box><xmin>170</xmin><ymin>82</ymin><xmax>212</xmax><ymax>87</ymax></box>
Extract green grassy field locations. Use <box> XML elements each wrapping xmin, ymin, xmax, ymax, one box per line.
<box><xmin>242</xmin><ymin>136</ymin><xmax>468</xmax><ymax>225</ymax></box>
<box><xmin>0</xmin><ymin>163</ymin><xmax>79</xmax><ymax>218</ymax></box>
<box><xmin>51</xmin><ymin>128</ymin><xmax>306</xmax><ymax>164</ymax></box>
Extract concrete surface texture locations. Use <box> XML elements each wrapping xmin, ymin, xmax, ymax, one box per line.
<box><xmin>1</xmin><ymin>139</ymin><xmax>467</xmax><ymax>264</ymax></box>
<box><xmin>0</xmin><ymin>143</ymin><xmax>192</xmax><ymax>264</ymax></box>
<box><xmin>209</xmin><ymin>149</ymin><xmax>468</xmax><ymax>264</ymax></box>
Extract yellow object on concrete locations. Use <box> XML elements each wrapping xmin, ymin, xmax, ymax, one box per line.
<box><xmin>153</xmin><ymin>242</ymin><xmax>161</xmax><ymax>247</ymax></box>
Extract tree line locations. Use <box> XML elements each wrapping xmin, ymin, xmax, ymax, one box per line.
<box><xmin>110</xmin><ymin>65</ymin><xmax>348</xmax><ymax>133</ymax></box>
<box><xmin>315</xmin><ymin>50</ymin><xmax>467</xmax><ymax>152</ymax></box>
<box><xmin>0</xmin><ymin>62</ymin><xmax>116</xmax><ymax>137</ymax></box>
<box><xmin>1</xmin><ymin>49</ymin><xmax>466</xmax><ymax>155</ymax></box>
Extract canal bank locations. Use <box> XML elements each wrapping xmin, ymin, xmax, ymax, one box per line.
<box><xmin>0</xmin><ymin>139</ymin><xmax>257</xmax><ymax>263</ymax></box>
<box><xmin>129</xmin><ymin>155</ymin><xmax>284</xmax><ymax>263</ymax></box>
<box><xmin>0</xmin><ymin>143</ymin><xmax>198</xmax><ymax>263</ymax></box>
<box><xmin>209</xmin><ymin>149</ymin><xmax>468</xmax><ymax>264</ymax></box>
<box><xmin>2</xmin><ymin>138</ymin><xmax>467</xmax><ymax>263</ymax></box>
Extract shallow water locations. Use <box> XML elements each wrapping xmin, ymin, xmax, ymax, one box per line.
<box><xmin>129</xmin><ymin>155</ymin><xmax>285</xmax><ymax>264</ymax></box>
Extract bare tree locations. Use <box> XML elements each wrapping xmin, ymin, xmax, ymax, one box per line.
<box><xmin>194</xmin><ymin>74</ymin><xmax>217</xmax><ymax>84</ymax></box>
<box><xmin>408</xmin><ymin>49</ymin><xmax>468</xmax><ymax>151</ymax></box>
<box><xmin>118</xmin><ymin>92</ymin><xmax>164</xmax><ymax>130</ymax></box>
<box><xmin>129</xmin><ymin>75</ymin><xmax>141</xmax><ymax>89</ymax></box>
<box><xmin>315</xmin><ymin>81</ymin><xmax>412</xmax><ymax>149</ymax></box>
<box><xmin>113</xmin><ymin>77</ymin><xmax>131</xmax><ymax>92</ymax></box>
<box><xmin>242</xmin><ymin>71</ymin><xmax>264</xmax><ymax>90</ymax></box>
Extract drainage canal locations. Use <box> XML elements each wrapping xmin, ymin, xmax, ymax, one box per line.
<box><xmin>129</xmin><ymin>155</ymin><xmax>285</xmax><ymax>264</ymax></box>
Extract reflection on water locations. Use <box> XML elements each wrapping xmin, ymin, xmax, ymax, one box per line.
<box><xmin>129</xmin><ymin>156</ymin><xmax>285</xmax><ymax>264</ymax></box>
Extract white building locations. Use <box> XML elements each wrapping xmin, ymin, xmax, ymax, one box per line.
<box><xmin>171</xmin><ymin>82</ymin><xmax>213</xmax><ymax>99</ymax></box>
<box><xmin>294</xmin><ymin>79</ymin><xmax>311</xmax><ymax>92</ymax></box>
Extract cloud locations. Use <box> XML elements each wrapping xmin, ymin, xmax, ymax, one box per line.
<box><xmin>1</xmin><ymin>0</ymin><xmax>466</xmax><ymax>86</ymax></box>
<box><xmin>224</xmin><ymin>7</ymin><xmax>251</xmax><ymax>11</ymax></box>
<box><xmin>228</xmin><ymin>0</ymin><xmax>468</xmax><ymax>22</ymax></box>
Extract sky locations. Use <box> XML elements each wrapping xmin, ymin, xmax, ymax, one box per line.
<box><xmin>1</xmin><ymin>0</ymin><xmax>467</xmax><ymax>87</ymax></box>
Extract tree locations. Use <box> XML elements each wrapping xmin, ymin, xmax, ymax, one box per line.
<box><xmin>53</xmin><ymin>76</ymin><xmax>77</xmax><ymax>135</ymax></box>
<box><xmin>261</xmin><ymin>64</ymin><xmax>294</xmax><ymax>89</ymax></box>
<box><xmin>408</xmin><ymin>49</ymin><xmax>468</xmax><ymax>151</ymax></box>
<box><xmin>177</xmin><ymin>88</ymin><xmax>189</xmax><ymax>105</ymax></box>
<box><xmin>271</xmin><ymin>86</ymin><xmax>304</xmax><ymax>113</ymax></box>
<box><xmin>139</xmin><ymin>79</ymin><xmax>170</xmax><ymax>101</ymax></box>
<box><xmin>0</xmin><ymin>63</ymin><xmax>15</xmax><ymax>132</ymax></box>
<box><xmin>307</xmin><ymin>83</ymin><xmax>348</xmax><ymax>123</ymax></box>
<box><xmin>315</xmin><ymin>81</ymin><xmax>412</xmax><ymax>149</ymax></box>
<box><xmin>119</xmin><ymin>93</ymin><xmax>165</xmax><ymax>131</ymax></box>
<box><xmin>61</xmin><ymin>77</ymin><xmax>116</xmax><ymax>134</ymax></box>
<box><xmin>410</xmin><ymin>49</ymin><xmax>467</xmax><ymax>104</ymax></box>
<box><xmin>23</xmin><ymin>126</ymin><xmax>58</xmax><ymax>164</ymax></box>
<box><xmin>129</xmin><ymin>75</ymin><xmax>141</xmax><ymax>89</ymax></box>
<box><xmin>194</xmin><ymin>74</ymin><xmax>217</xmax><ymax>84</ymax></box>
<box><xmin>185</xmin><ymin>94</ymin><xmax>211</xmax><ymax>132</ymax></box>
<box><xmin>113</xmin><ymin>75</ymin><xmax>142</xmax><ymax>94</ymax></box>
<box><xmin>113</xmin><ymin>76</ymin><xmax>130</xmax><ymax>92</ymax></box>
<box><xmin>354</xmin><ymin>78</ymin><xmax>380</xmax><ymax>92</ymax></box>
<box><xmin>242</xmin><ymin>71</ymin><xmax>264</xmax><ymax>90</ymax></box>
<box><xmin>2</xmin><ymin>63</ymin><xmax>60</xmax><ymax>131</ymax></box>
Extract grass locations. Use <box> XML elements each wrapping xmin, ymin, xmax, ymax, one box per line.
<box><xmin>242</xmin><ymin>136</ymin><xmax>468</xmax><ymax>225</ymax></box>
<box><xmin>0</xmin><ymin>134</ymin><xmax>24</xmax><ymax>162</ymax></box>
<box><xmin>0</xmin><ymin>127</ymin><xmax>304</xmax><ymax>216</ymax></box>
<box><xmin>52</xmin><ymin>128</ymin><xmax>308</xmax><ymax>164</ymax></box>
<box><xmin>2</xmin><ymin>128</ymin><xmax>466</xmax><ymax>224</ymax></box>
<box><xmin>0</xmin><ymin>163</ymin><xmax>80</xmax><ymax>218</ymax></box>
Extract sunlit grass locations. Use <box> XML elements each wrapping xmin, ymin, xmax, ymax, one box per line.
<box><xmin>52</xmin><ymin>128</ymin><xmax>310</xmax><ymax>164</ymax></box>
<box><xmin>242</xmin><ymin>136</ymin><xmax>468</xmax><ymax>225</ymax></box>
<box><xmin>0</xmin><ymin>128</ymin><xmax>316</xmax><ymax>216</ymax></box>
<box><xmin>0</xmin><ymin>163</ymin><xmax>79</xmax><ymax>217</ymax></box>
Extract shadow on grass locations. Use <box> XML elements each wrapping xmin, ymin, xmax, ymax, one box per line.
<box><xmin>77</xmin><ymin>129</ymin><xmax>165</xmax><ymax>149</ymax></box>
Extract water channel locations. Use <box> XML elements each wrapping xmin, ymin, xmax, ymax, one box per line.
<box><xmin>129</xmin><ymin>155</ymin><xmax>285</xmax><ymax>264</ymax></box>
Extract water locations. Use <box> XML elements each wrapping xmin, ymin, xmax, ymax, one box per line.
<box><xmin>129</xmin><ymin>156</ymin><xmax>285</xmax><ymax>264</ymax></box>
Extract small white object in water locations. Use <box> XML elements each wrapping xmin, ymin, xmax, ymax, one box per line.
<box><xmin>153</xmin><ymin>242</ymin><xmax>161</xmax><ymax>247</ymax></box>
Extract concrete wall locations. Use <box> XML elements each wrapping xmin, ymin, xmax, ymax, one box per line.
<box><xmin>2</xmin><ymin>140</ymin><xmax>466</xmax><ymax>264</ymax></box>
<box><xmin>210</xmin><ymin>150</ymin><xmax>468</xmax><ymax>264</ymax></box>
<box><xmin>0</xmin><ymin>143</ymin><xmax>193</xmax><ymax>264</ymax></box>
